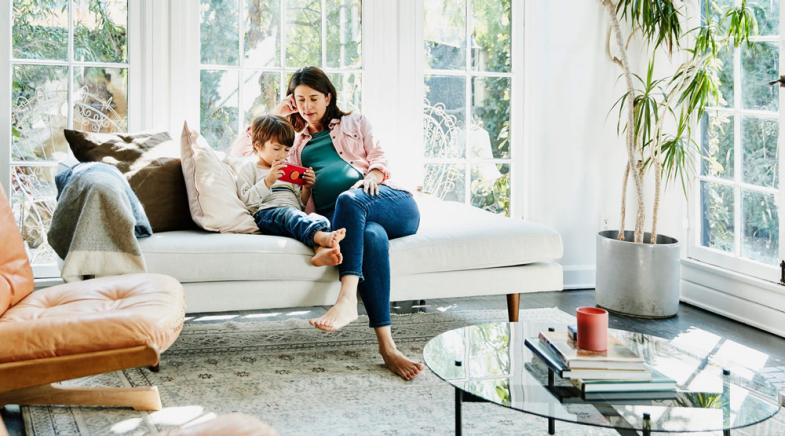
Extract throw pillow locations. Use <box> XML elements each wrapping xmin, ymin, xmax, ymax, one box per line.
<box><xmin>63</xmin><ymin>129</ymin><xmax>196</xmax><ymax>232</ymax></box>
<box><xmin>180</xmin><ymin>122</ymin><xmax>258</xmax><ymax>234</ymax></box>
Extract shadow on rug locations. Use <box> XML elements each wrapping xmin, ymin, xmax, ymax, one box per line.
<box><xmin>22</xmin><ymin>307</ymin><xmax>785</xmax><ymax>436</ymax></box>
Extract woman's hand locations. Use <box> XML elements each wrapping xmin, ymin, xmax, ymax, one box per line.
<box><xmin>274</xmin><ymin>94</ymin><xmax>297</xmax><ymax>117</ymax></box>
<box><xmin>352</xmin><ymin>169</ymin><xmax>383</xmax><ymax>196</ymax></box>
<box><xmin>264</xmin><ymin>161</ymin><xmax>287</xmax><ymax>188</ymax></box>
<box><xmin>302</xmin><ymin>167</ymin><xmax>316</xmax><ymax>187</ymax></box>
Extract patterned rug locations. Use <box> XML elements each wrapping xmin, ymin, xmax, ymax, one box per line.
<box><xmin>22</xmin><ymin>308</ymin><xmax>785</xmax><ymax>435</ymax></box>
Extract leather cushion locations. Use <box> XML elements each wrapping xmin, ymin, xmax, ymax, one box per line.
<box><xmin>64</xmin><ymin>129</ymin><xmax>195</xmax><ymax>232</ymax></box>
<box><xmin>0</xmin><ymin>273</ymin><xmax>185</xmax><ymax>363</ymax></box>
<box><xmin>0</xmin><ymin>185</ymin><xmax>34</xmax><ymax>316</ymax></box>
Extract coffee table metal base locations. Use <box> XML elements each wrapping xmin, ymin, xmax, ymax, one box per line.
<box><xmin>452</xmin><ymin>367</ymin><xmax>735</xmax><ymax>436</ymax></box>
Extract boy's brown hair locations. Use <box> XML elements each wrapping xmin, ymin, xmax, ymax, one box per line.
<box><xmin>249</xmin><ymin>115</ymin><xmax>295</xmax><ymax>152</ymax></box>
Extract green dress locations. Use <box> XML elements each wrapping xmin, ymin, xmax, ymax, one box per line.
<box><xmin>301</xmin><ymin>130</ymin><xmax>364</xmax><ymax>214</ymax></box>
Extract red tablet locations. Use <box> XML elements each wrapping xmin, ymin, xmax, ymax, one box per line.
<box><xmin>279</xmin><ymin>163</ymin><xmax>307</xmax><ymax>185</ymax></box>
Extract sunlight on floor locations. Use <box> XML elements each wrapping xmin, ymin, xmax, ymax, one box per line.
<box><xmin>192</xmin><ymin>315</ymin><xmax>239</xmax><ymax>322</ymax></box>
<box><xmin>244</xmin><ymin>312</ymin><xmax>282</xmax><ymax>318</ymax></box>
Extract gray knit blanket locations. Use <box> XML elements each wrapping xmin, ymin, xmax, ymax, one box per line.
<box><xmin>48</xmin><ymin>162</ymin><xmax>152</xmax><ymax>282</ymax></box>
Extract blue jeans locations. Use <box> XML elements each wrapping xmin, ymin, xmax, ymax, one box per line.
<box><xmin>327</xmin><ymin>186</ymin><xmax>420</xmax><ymax>328</ymax></box>
<box><xmin>254</xmin><ymin>207</ymin><xmax>330</xmax><ymax>248</ymax></box>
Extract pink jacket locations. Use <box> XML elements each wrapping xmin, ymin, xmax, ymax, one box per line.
<box><xmin>230</xmin><ymin>113</ymin><xmax>404</xmax><ymax>213</ymax></box>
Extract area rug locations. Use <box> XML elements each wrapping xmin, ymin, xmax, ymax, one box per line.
<box><xmin>22</xmin><ymin>308</ymin><xmax>785</xmax><ymax>435</ymax></box>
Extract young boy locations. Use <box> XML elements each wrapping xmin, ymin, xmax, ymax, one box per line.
<box><xmin>236</xmin><ymin>115</ymin><xmax>344</xmax><ymax>266</ymax></box>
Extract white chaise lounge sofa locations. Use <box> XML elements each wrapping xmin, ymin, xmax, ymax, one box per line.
<box><xmin>138</xmin><ymin>194</ymin><xmax>564</xmax><ymax>318</ymax></box>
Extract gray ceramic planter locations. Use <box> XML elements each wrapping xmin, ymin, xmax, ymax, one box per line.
<box><xmin>595</xmin><ymin>230</ymin><xmax>680</xmax><ymax>318</ymax></box>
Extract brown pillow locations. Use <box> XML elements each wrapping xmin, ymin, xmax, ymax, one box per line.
<box><xmin>64</xmin><ymin>129</ymin><xmax>196</xmax><ymax>232</ymax></box>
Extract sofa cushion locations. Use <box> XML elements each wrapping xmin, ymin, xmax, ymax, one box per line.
<box><xmin>139</xmin><ymin>195</ymin><xmax>563</xmax><ymax>283</ymax></box>
<box><xmin>64</xmin><ymin>129</ymin><xmax>196</xmax><ymax>232</ymax></box>
<box><xmin>0</xmin><ymin>186</ymin><xmax>34</xmax><ymax>316</ymax></box>
<box><xmin>0</xmin><ymin>273</ymin><xmax>184</xmax><ymax>363</ymax></box>
<box><xmin>180</xmin><ymin>122</ymin><xmax>258</xmax><ymax>234</ymax></box>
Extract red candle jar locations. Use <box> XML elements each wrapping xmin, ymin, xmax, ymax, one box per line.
<box><xmin>576</xmin><ymin>307</ymin><xmax>608</xmax><ymax>351</ymax></box>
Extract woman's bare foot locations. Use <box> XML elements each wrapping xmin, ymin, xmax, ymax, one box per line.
<box><xmin>313</xmin><ymin>228</ymin><xmax>346</xmax><ymax>248</ymax></box>
<box><xmin>380</xmin><ymin>347</ymin><xmax>424</xmax><ymax>381</ymax></box>
<box><xmin>311</xmin><ymin>246</ymin><xmax>342</xmax><ymax>266</ymax></box>
<box><xmin>309</xmin><ymin>296</ymin><xmax>358</xmax><ymax>332</ymax></box>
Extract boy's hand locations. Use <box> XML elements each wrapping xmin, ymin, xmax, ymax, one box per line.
<box><xmin>264</xmin><ymin>161</ymin><xmax>286</xmax><ymax>187</ymax></box>
<box><xmin>302</xmin><ymin>167</ymin><xmax>316</xmax><ymax>187</ymax></box>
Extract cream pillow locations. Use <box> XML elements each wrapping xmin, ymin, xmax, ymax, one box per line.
<box><xmin>180</xmin><ymin>122</ymin><xmax>258</xmax><ymax>234</ymax></box>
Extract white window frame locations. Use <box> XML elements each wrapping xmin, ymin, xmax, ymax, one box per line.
<box><xmin>419</xmin><ymin>0</ymin><xmax>523</xmax><ymax>218</ymax></box>
<box><xmin>0</xmin><ymin>0</ymin><xmax>148</xmax><ymax>277</ymax></box>
<box><xmin>688</xmin><ymin>4</ymin><xmax>785</xmax><ymax>284</ymax></box>
<box><xmin>194</xmin><ymin>0</ymin><xmax>363</xmax><ymax>142</ymax></box>
<box><xmin>174</xmin><ymin>0</ymin><xmax>525</xmax><ymax>218</ymax></box>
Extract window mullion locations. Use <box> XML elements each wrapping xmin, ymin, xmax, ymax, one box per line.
<box><xmin>238</xmin><ymin>0</ymin><xmax>244</xmax><ymax>135</ymax></box>
<box><xmin>67</xmin><ymin>0</ymin><xmax>75</xmax><ymax>130</ymax></box>
<box><xmin>463</xmin><ymin>0</ymin><xmax>471</xmax><ymax>206</ymax></box>
<box><xmin>733</xmin><ymin>44</ymin><xmax>742</xmax><ymax>258</ymax></box>
<box><xmin>280</xmin><ymin>0</ymin><xmax>287</xmax><ymax>94</ymax></box>
<box><xmin>321</xmin><ymin>0</ymin><xmax>327</xmax><ymax>67</ymax></box>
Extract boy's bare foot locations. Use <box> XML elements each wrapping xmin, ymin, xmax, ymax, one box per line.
<box><xmin>308</xmin><ymin>297</ymin><xmax>358</xmax><ymax>332</ymax></box>
<box><xmin>313</xmin><ymin>228</ymin><xmax>346</xmax><ymax>248</ymax></box>
<box><xmin>380</xmin><ymin>347</ymin><xmax>424</xmax><ymax>381</ymax></box>
<box><xmin>311</xmin><ymin>246</ymin><xmax>342</xmax><ymax>266</ymax></box>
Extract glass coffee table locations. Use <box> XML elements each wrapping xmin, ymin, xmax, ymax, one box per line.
<box><xmin>423</xmin><ymin>321</ymin><xmax>782</xmax><ymax>435</ymax></box>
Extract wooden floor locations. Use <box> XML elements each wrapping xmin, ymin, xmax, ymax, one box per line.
<box><xmin>4</xmin><ymin>289</ymin><xmax>785</xmax><ymax>435</ymax></box>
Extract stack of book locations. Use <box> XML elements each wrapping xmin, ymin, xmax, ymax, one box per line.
<box><xmin>525</xmin><ymin>329</ymin><xmax>676</xmax><ymax>399</ymax></box>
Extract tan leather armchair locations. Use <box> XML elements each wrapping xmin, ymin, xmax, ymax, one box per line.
<box><xmin>0</xmin><ymin>185</ymin><xmax>185</xmax><ymax>412</ymax></box>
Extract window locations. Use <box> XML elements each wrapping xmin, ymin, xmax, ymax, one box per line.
<box><xmin>199</xmin><ymin>0</ymin><xmax>362</xmax><ymax>148</ymax></box>
<box><xmin>421</xmin><ymin>0</ymin><xmax>513</xmax><ymax>216</ymax></box>
<box><xmin>4</xmin><ymin>0</ymin><xmax>131</xmax><ymax>275</ymax></box>
<box><xmin>693</xmin><ymin>0</ymin><xmax>783</xmax><ymax>281</ymax></box>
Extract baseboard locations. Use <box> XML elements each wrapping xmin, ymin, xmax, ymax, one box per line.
<box><xmin>563</xmin><ymin>265</ymin><xmax>595</xmax><ymax>290</ymax></box>
<box><xmin>681</xmin><ymin>278</ymin><xmax>785</xmax><ymax>339</ymax></box>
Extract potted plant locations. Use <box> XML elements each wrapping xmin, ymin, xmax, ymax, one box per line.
<box><xmin>597</xmin><ymin>0</ymin><xmax>759</xmax><ymax>317</ymax></box>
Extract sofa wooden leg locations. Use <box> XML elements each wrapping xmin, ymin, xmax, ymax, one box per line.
<box><xmin>506</xmin><ymin>293</ymin><xmax>520</xmax><ymax>322</ymax></box>
<box><xmin>0</xmin><ymin>383</ymin><xmax>162</xmax><ymax>411</ymax></box>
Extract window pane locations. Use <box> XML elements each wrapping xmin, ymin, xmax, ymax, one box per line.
<box><xmin>201</xmin><ymin>0</ymin><xmax>239</xmax><ymax>65</ymax></box>
<box><xmin>73</xmin><ymin>67</ymin><xmax>128</xmax><ymax>133</ymax></box>
<box><xmin>424</xmin><ymin>0</ymin><xmax>466</xmax><ymax>70</ymax></box>
<box><xmin>749</xmin><ymin>0</ymin><xmax>779</xmax><ymax>36</ymax></box>
<box><xmin>200</xmin><ymin>70</ymin><xmax>239</xmax><ymax>149</ymax></box>
<box><xmin>325</xmin><ymin>0</ymin><xmax>362</xmax><ymax>69</ymax></box>
<box><xmin>286</xmin><ymin>0</ymin><xmax>322</xmax><ymax>67</ymax></box>
<box><xmin>471</xmin><ymin>77</ymin><xmax>510</xmax><ymax>159</ymax></box>
<box><xmin>423</xmin><ymin>163</ymin><xmax>465</xmax><ymax>203</ymax></box>
<box><xmin>742</xmin><ymin>117</ymin><xmax>778</xmax><ymax>188</ymax></box>
<box><xmin>701</xmin><ymin>181</ymin><xmax>735</xmax><ymax>252</ymax></box>
<box><xmin>328</xmin><ymin>72</ymin><xmax>361</xmax><ymax>112</ymax></box>
<box><xmin>741</xmin><ymin>42</ymin><xmax>779</xmax><ymax>112</ymax></box>
<box><xmin>12</xmin><ymin>0</ymin><xmax>68</xmax><ymax>60</ymax></box>
<box><xmin>74</xmin><ymin>0</ymin><xmax>128</xmax><ymax>62</ymax></box>
<box><xmin>11</xmin><ymin>65</ymin><xmax>69</xmax><ymax>162</ymax></box>
<box><xmin>11</xmin><ymin>165</ymin><xmax>58</xmax><ymax>266</ymax></box>
<box><xmin>717</xmin><ymin>47</ymin><xmax>733</xmax><ymax>107</ymax></box>
<box><xmin>242</xmin><ymin>71</ymin><xmax>280</xmax><ymax>124</ymax></box>
<box><xmin>244</xmin><ymin>0</ymin><xmax>280</xmax><ymax>67</ymax></box>
<box><xmin>701</xmin><ymin>111</ymin><xmax>733</xmax><ymax>179</ymax></box>
<box><xmin>471</xmin><ymin>0</ymin><xmax>510</xmax><ymax>72</ymax></box>
<box><xmin>471</xmin><ymin>163</ymin><xmax>510</xmax><ymax>216</ymax></box>
<box><xmin>742</xmin><ymin>190</ymin><xmax>778</xmax><ymax>264</ymax></box>
<box><xmin>424</xmin><ymin>75</ymin><xmax>465</xmax><ymax>158</ymax></box>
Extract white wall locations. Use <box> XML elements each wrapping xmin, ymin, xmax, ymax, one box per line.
<box><xmin>524</xmin><ymin>1</ymin><xmax>688</xmax><ymax>289</ymax></box>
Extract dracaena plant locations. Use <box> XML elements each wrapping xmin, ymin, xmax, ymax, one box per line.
<box><xmin>602</xmin><ymin>0</ymin><xmax>759</xmax><ymax>244</ymax></box>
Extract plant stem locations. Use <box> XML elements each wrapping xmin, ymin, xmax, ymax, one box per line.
<box><xmin>618</xmin><ymin>163</ymin><xmax>629</xmax><ymax>240</ymax></box>
<box><xmin>604</xmin><ymin>0</ymin><xmax>646</xmax><ymax>243</ymax></box>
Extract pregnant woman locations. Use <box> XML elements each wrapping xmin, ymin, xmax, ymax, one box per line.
<box><xmin>275</xmin><ymin>67</ymin><xmax>423</xmax><ymax>380</ymax></box>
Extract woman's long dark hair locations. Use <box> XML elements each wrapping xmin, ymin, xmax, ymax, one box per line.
<box><xmin>287</xmin><ymin>66</ymin><xmax>349</xmax><ymax>132</ymax></box>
